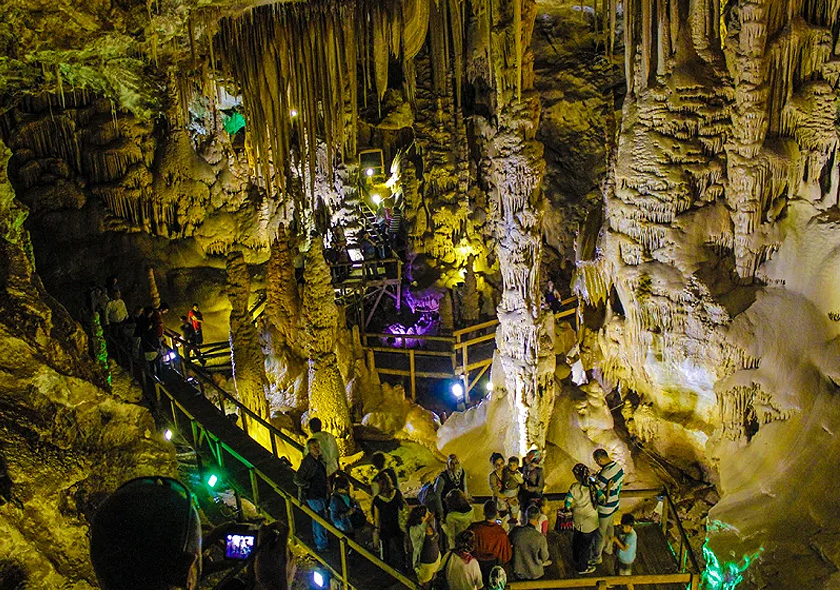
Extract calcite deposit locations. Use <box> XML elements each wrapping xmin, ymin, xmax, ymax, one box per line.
<box><xmin>2</xmin><ymin>0</ymin><xmax>840</xmax><ymax>587</ymax></box>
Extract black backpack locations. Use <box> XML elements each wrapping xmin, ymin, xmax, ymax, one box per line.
<box><xmin>432</xmin><ymin>551</ymin><xmax>454</xmax><ymax>590</ymax></box>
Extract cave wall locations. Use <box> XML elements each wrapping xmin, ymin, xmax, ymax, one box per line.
<box><xmin>0</xmin><ymin>137</ymin><xmax>177</xmax><ymax>587</ymax></box>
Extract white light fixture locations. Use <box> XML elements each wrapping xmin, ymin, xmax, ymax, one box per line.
<box><xmin>485</xmin><ymin>381</ymin><xmax>494</xmax><ymax>393</ymax></box>
<box><xmin>371</xmin><ymin>193</ymin><xmax>382</xmax><ymax>205</ymax></box>
<box><xmin>313</xmin><ymin>571</ymin><xmax>325</xmax><ymax>588</ymax></box>
<box><xmin>451</xmin><ymin>383</ymin><xmax>464</xmax><ymax>400</ymax></box>
<box><xmin>366</xmin><ymin>167</ymin><xmax>375</xmax><ymax>177</ymax></box>
<box><xmin>164</xmin><ymin>429</ymin><xmax>174</xmax><ymax>441</ymax></box>
<box><xmin>290</xmin><ymin>109</ymin><xmax>298</xmax><ymax>117</ymax></box>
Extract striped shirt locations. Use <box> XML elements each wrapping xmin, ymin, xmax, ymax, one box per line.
<box><xmin>595</xmin><ymin>461</ymin><xmax>624</xmax><ymax>516</ymax></box>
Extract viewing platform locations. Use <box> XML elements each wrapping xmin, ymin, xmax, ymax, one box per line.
<box><xmin>106</xmin><ymin>335</ymin><xmax>703</xmax><ymax>590</ymax></box>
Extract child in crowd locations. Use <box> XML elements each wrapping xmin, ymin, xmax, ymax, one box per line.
<box><xmin>502</xmin><ymin>456</ymin><xmax>524</xmax><ymax>524</ymax></box>
<box><xmin>611</xmin><ymin>513</ymin><xmax>637</xmax><ymax>575</ymax></box>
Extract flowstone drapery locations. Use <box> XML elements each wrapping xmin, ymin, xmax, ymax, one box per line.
<box><xmin>226</xmin><ymin>250</ymin><xmax>271</xmax><ymax>447</ymax></box>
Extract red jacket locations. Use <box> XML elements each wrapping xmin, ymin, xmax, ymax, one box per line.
<box><xmin>468</xmin><ymin>520</ymin><xmax>512</xmax><ymax>563</ymax></box>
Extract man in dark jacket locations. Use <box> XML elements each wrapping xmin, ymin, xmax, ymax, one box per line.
<box><xmin>294</xmin><ymin>439</ymin><xmax>330</xmax><ymax>551</ymax></box>
<box><xmin>509</xmin><ymin>504</ymin><xmax>551</xmax><ymax>580</ymax></box>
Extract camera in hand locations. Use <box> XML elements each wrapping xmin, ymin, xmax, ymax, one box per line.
<box><xmin>225</xmin><ymin>532</ymin><xmax>256</xmax><ymax>560</ymax></box>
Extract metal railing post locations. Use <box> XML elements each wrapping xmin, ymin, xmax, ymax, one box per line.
<box><xmin>249</xmin><ymin>468</ymin><xmax>260</xmax><ymax>509</ymax></box>
<box><xmin>340</xmin><ymin>537</ymin><xmax>350</xmax><ymax>590</ymax></box>
<box><xmin>661</xmin><ymin>491</ymin><xmax>669</xmax><ymax>537</ymax></box>
<box><xmin>285</xmin><ymin>495</ymin><xmax>296</xmax><ymax>540</ymax></box>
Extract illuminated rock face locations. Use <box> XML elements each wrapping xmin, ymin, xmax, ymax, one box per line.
<box><xmin>0</xmin><ymin>138</ymin><xmax>176</xmax><ymax>587</ymax></box>
<box><xmin>226</xmin><ymin>250</ymin><xmax>271</xmax><ymax>446</ymax></box>
<box><xmin>592</xmin><ymin>0</ymin><xmax>840</xmax><ymax>582</ymax></box>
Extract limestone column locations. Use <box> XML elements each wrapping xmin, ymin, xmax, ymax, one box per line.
<box><xmin>300</xmin><ymin>239</ymin><xmax>355</xmax><ymax>455</ymax></box>
<box><xmin>225</xmin><ymin>250</ymin><xmax>271</xmax><ymax>447</ymax></box>
<box><xmin>480</xmin><ymin>0</ymin><xmax>556</xmax><ymax>457</ymax></box>
<box><xmin>265</xmin><ymin>225</ymin><xmax>300</xmax><ymax>348</ymax></box>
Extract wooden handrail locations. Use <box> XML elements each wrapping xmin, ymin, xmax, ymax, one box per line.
<box><xmin>364</xmin><ymin>332</ymin><xmax>456</xmax><ymax>344</ymax></box>
<box><xmin>509</xmin><ymin>573</ymin><xmax>693</xmax><ymax>589</ymax></box>
<box><xmin>452</xmin><ymin>317</ymin><xmax>500</xmax><ymax>339</ymax></box>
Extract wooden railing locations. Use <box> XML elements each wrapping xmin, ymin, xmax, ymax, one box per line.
<box><xmin>160</xmin><ymin>331</ymin><xmax>372</xmax><ymax>494</ymax></box>
<box><xmin>363</xmin><ymin>296</ymin><xmax>581</xmax><ymax>400</ymax></box>
<box><xmin>106</xmin><ymin>338</ymin><xmax>414</xmax><ymax>590</ymax></box>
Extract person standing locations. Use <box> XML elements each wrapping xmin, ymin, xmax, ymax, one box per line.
<box><xmin>406</xmin><ymin>506</ymin><xmax>441</xmax><ymax>588</ymax></box>
<box><xmin>564</xmin><ymin>463</ymin><xmax>599</xmax><ymax>574</ymax></box>
<box><xmin>518</xmin><ymin>450</ymin><xmax>545</xmax><ymax>523</ymax></box>
<box><xmin>329</xmin><ymin>475</ymin><xmax>362</xmax><ymax>540</ymax></box>
<box><xmin>468</xmin><ymin>500</ymin><xmax>512</xmax><ymax>583</ymax></box>
<box><xmin>309</xmin><ymin>417</ymin><xmax>340</xmax><ymax>478</ymax></box>
<box><xmin>488</xmin><ymin>453</ymin><xmax>508</xmax><ymax>520</ymax></box>
<box><xmin>440</xmin><ymin>531</ymin><xmax>484</xmax><ymax>590</ymax></box>
<box><xmin>371</xmin><ymin>451</ymin><xmax>399</xmax><ymax>495</ymax></box>
<box><xmin>372</xmin><ymin>472</ymin><xmax>406</xmax><ymax>570</ymax></box>
<box><xmin>592</xmin><ymin>448</ymin><xmax>624</xmax><ymax>564</ymax></box>
<box><xmin>509</xmin><ymin>504</ymin><xmax>551</xmax><ymax>581</ymax></box>
<box><xmin>103</xmin><ymin>291</ymin><xmax>128</xmax><ymax>341</ymax></box>
<box><xmin>442</xmin><ymin>490</ymin><xmax>475</xmax><ymax>551</ymax></box>
<box><xmin>434</xmin><ymin>454</ymin><xmax>469</xmax><ymax>516</ymax></box>
<box><xmin>611</xmin><ymin>513</ymin><xmax>637</xmax><ymax>576</ymax></box>
<box><xmin>293</xmin><ymin>439</ymin><xmax>330</xmax><ymax>551</ymax></box>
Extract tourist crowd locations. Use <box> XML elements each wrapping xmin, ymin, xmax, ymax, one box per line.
<box><xmin>86</xmin><ymin>278</ymin><xmax>206</xmax><ymax>376</ymax></box>
<box><xmin>293</xmin><ymin>427</ymin><xmax>635</xmax><ymax>590</ymax></box>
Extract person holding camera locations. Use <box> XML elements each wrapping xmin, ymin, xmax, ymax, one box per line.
<box><xmin>592</xmin><ymin>448</ymin><xmax>625</xmax><ymax>564</ymax></box>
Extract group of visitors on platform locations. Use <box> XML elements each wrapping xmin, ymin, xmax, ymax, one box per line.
<box><xmin>86</xmin><ymin>277</ymin><xmax>206</xmax><ymax>377</ymax></box>
<box><xmin>293</xmin><ymin>431</ymin><xmax>635</xmax><ymax>590</ymax></box>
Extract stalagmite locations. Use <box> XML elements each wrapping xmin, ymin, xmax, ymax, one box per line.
<box><xmin>300</xmin><ymin>239</ymin><xmax>355</xmax><ymax>455</ymax></box>
<box><xmin>265</xmin><ymin>227</ymin><xmax>301</xmax><ymax>348</ymax></box>
<box><xmin>226</xmin><ymin>250</ymin><xmax>271</xmax><ymax>448</ymax></box>
<box><xmin>147</xmin><ymin>267</ymin><xmax>160</xmax><ymax>308</ymax></box>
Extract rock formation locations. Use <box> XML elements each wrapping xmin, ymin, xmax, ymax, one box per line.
<box><xmin>226</xmin><ymin>249</ymin><xmax>271</xmax><ymax>446</ymax></box>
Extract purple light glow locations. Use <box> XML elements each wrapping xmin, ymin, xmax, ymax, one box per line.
<box><xmin>380</xmin><ymin>315</ymin><xmax>439</xmax><ymax>348</ymax></box>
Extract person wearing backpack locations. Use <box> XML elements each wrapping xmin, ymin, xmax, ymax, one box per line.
<box><xmin>373</xmin><ymin>471</ymin><xmax>406</xmax><ymax>570</ymax></box>
<box><xmin>564</xmin><ymin>463</ymin><xmax>599</xmax><ymax>574</ymax></box>
<box><xmin>438</xmin><ymin>530</ymin><xmax>484</xmax><ymax>590</ymax></box>
<box><xmin>329</xmin><ymin>476</ymin><xmax>365</xmax><ymax>540</ymax></box>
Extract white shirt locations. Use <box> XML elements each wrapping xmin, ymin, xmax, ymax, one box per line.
<box><xmin>312</xmin><ymin>431</ymin><xmax>340</xmax><ymax>476</ymax></box>
<box><xmin>104</xmin><ymin>299</ymin><xmax>128</xmax><ymax>325</ymax></box>
<box><xmin>442</xmin><ymin>552</ymin><xmax>483</xmax><ymax>590</ymax></box>
<box><xmin>566</xmin><ymin>482</ymin><xmax>599</xmax><ymax>533</ymax></box>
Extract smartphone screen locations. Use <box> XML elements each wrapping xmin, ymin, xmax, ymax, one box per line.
<box><xmin>225</xmin><ymin>533</ymin><xmax>256</xmax><ymax>560</ymax></box>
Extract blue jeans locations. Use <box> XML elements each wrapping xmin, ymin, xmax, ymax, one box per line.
<box><xmin>307</xmin><ymin>498</ymin><xmax>329</xmax><ymax>550</ymax></box>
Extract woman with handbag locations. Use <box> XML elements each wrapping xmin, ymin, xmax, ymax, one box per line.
<box><xmin>563</xmin><ymin>463</ymin><xmax>600</xmax><ymax>575</ymax></box>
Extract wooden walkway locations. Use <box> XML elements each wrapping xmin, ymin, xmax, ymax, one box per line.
<box><xmin>545</xmin><ymin>524</ymin><xmax>683</xmax><ymax>589</ymax></box>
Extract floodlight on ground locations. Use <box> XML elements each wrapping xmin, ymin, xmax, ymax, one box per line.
<box><xmin>290</xmin><ymin>109</ymin><xmax>298</xmax><ymax>117</ymax></box>
<box><xmin>312</xmin><ymin>570</ymin><xmax>328</xmax><ymax>589</ymax></box>
<box><xmin>163</xmin><ymin>429</ymin><xmax>174</xmax><ymax>441</ymax></box>
<box><xmin>371</xmin><ymin>193</ymin><xmax>382</xmax><ymax>205</ymax></box>
<box><xmin>366</xmin><ymin>167</ymin><xmax>375</xmax><ymax>177</ymax></box>
<box><xmin>207</xmin><ymin>474</ymin><xmax>218</xmax><ymax>488</ymax></box>
<box><xmin>485</xmin><ymin>381</ymin><xmax>494</xmax><ymax>392</ymax></box>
